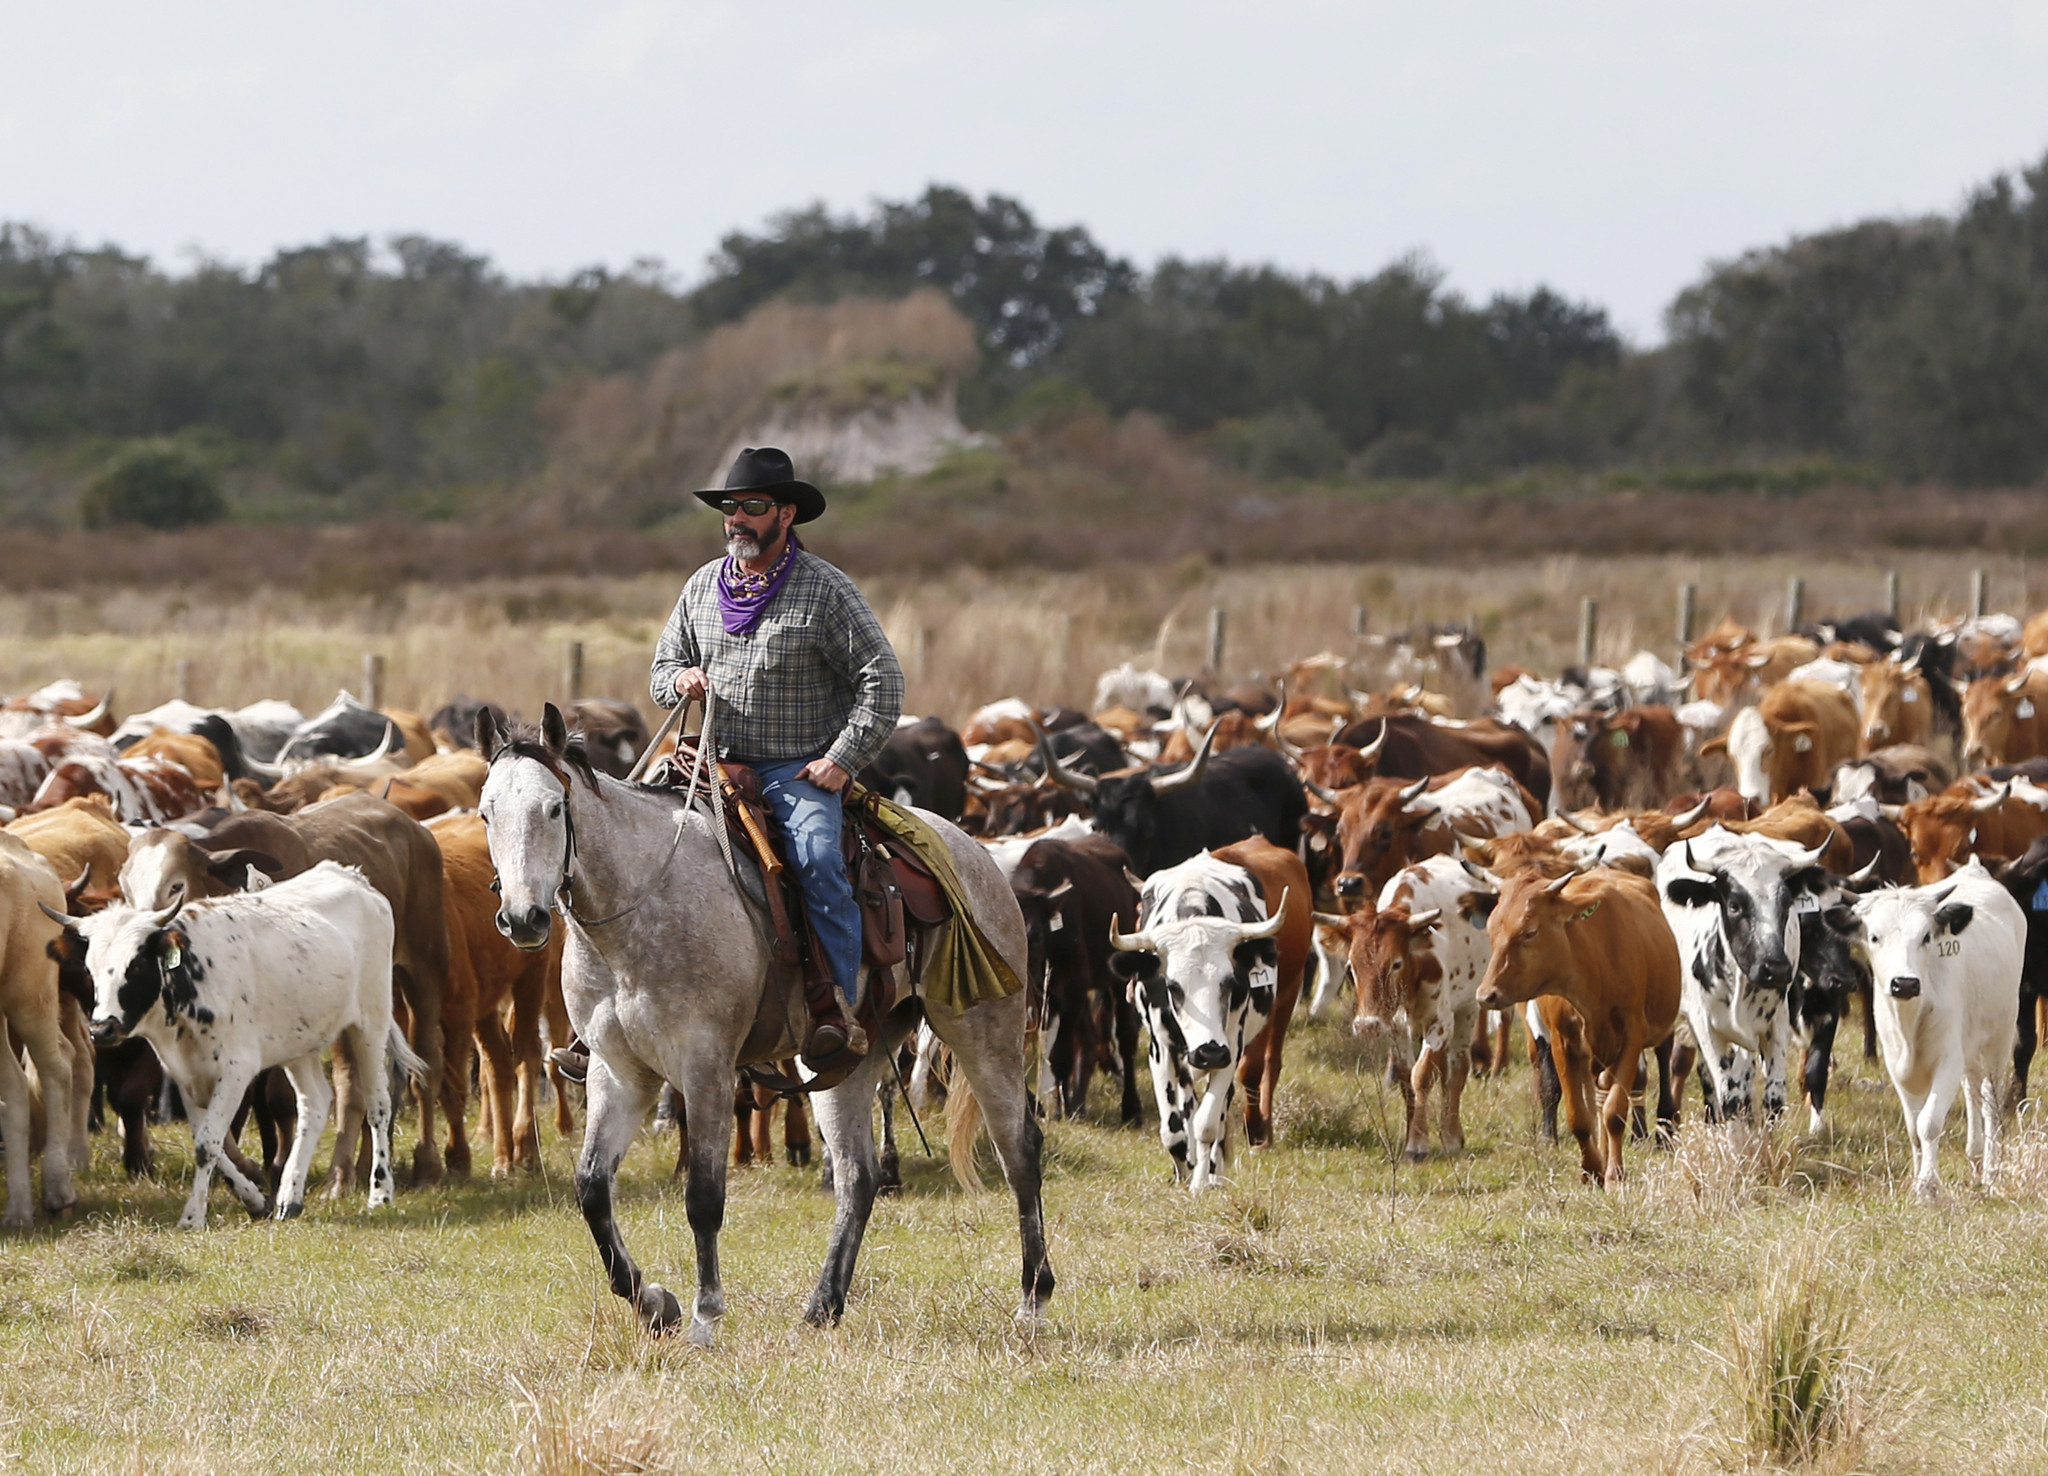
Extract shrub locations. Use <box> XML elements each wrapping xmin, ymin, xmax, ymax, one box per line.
<box><xmin>80</xmin><ymin>441</ymin><xmax>225</xmax><ymax>529</ymax></box>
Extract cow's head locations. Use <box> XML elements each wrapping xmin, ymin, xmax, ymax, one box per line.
<box><xmin>1852</xmin><ymin>882</ymin><xmax>1976</xmax><ymax>1011</ymax></box>
<box><xmin>1332</xmin><ymin>775</ymin><xmax>1434</xmax><ymax>902</ymax></box>
<box><xmin>1962</xmin><ymin>672</ymin><xmax>2036</xmax><ymax>771</ymax></box>
<box><xmin>1108</xmin><ymin>886</ymin><xmax>1287</xmax><ymax>1074</ymax></box>
<box><xmin>1038</xmin><ymin>720</ymin><xmax>1215</xmax><ymax>874</ymax></box>
<box><xmin>1553</xmin><ymin>707</ymin><xmax>1634</xmax><ymax>811</ymax></box>
<box><xmin>1346</xmin><ymin>901</ymin><xmax>1449</xmax><ymax>1040</ymax></box>
<box><xmin>1858</xmin><ymin>663</ymin><xmax>1926</xmax><ymax>748</ymax></box>
<box><xmin>41</xmin><ymin>894</ymin><xmax>200</xmax><ymax>1045</ymax></box>
<box><xmin>119</xmin><ymin>828</ymin><xmax>283</xmax><ymax>910</ymax></box>
<box><xmin>1010</xmin><ymin>875</ymin><xmax>1076</xmax><ymax>1003</ymax></box>
<box><xmin>1660</xmin><ymin>832</ymin><xmax>1826</xmax><ymax>993</ymax></box>
<box><xmin>1899</xmin><ymin>785</ymin><xmax>2007</xmax><ymax>884</ymax></box>
<box><xmin>1474</xmin><ymin>871</ymin><xmax>1601</xmax><ymax>1010</ymax></box>
<box><xmin>1706</xmin><ymin>705</ymin><xmax>1816</xmax><ymax>807</ymax></box>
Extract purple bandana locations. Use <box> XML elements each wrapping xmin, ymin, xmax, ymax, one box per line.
<box><xmin>717</xmin><ymin>532</ymin><xmax>802</xmax><ymax>635</ymax></box>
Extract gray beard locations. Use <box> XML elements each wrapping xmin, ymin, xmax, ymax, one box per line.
<box><xmin>726</xmin><ymin>532</ymin><xmax>764</xmax><ymax>560</ymax></box>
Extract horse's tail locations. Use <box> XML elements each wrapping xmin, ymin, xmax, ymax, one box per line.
<box><xmin>946</xmin><ymin>1072</ymin><xmax>985</xmax><ymax>1192</ymax></box>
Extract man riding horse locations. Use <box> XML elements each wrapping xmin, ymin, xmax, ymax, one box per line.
<box><xmin>651</xmin><ymin>446</ymin><xmax>904</xmax><ymax>1067</ymax></box>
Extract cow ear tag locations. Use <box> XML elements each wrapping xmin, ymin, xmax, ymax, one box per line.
<box><xmin>2031</xmin><ymin>879</ymin><xmax>2048</xmax><ymax>912</ymax></box>
<box><xmin>1048</xmin><ymin>912</ymin><xmax>1065</xmax><ymax>932</ymax></box>
<box><xmin>162</xmin><ymin>940</ymin><xmax>182</xmax><ymax>971</ymax></box>
<box><xmin>1793</xmin><ymin>734</ymin><xmax>1814</xmax><ymax>752</ymax></box>
<box><xmin>1610</xmin><ymin>730</ymin><xmax>1630</xmax><ymax>749</ymax></box>
<box><xmin>1572</xmin><ymin>901</ymin><xmax>1601</xmax><ymax>922</ymax></box>
<box><xmin>1901</xmin><ymin>687</ymin><xmax>1918</xmax><ymax>703</ymax></box>
<box><xmin>2019</xmin><ymin>699</ymin><xmax>2036</xmax><ymax>720</ymax></box>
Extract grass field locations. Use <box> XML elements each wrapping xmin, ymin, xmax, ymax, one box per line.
<box><xmin>3</xmin><ymin>550</ymin><xmax>2043</xmax><ymax>726</ymax></box>
<box><xmin>3</xmin><ymin>1011</ymin><xmax>2047</xmax><ymax>1475</ymax></box>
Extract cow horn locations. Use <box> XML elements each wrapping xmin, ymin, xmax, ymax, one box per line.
<box><xmin>1032</xmin><ymin>723</ymin><xmax>1098</xmax><ymax>798</ymax></box>
<box><xmin>1150</xmin><ymin>721</ymin><xmax>1218</xmax><ymax>795</ymax></box>
<box><xmin>64</xmin><ymin>691</ymin><xmax>113</xmax><ymax>729</ymax></box>
<box><xmin>1311</xmin><ymin>910</ymin><xmax>1353</xmax><ymax>929</ymax></box>
<box><xmin>1238</xmin><ymin>888</ymin><xmax>1291</xmax><ymax>941</ymax></box>
<box><xmin>1107</xmin><ymin>918</ymin><xmax>1156</xmax><ymax>952</ymax></box>
<box><xmin>1123</xmin><ymin>867</ymin><xmax>1146</xmax><ymax>892</ymax></box>
<box><xmin>1681</xmin><ymin>840</ymin><xmax>1710</xmax><ymax>877</ymax></box>
<box><xmin>1668</xmin><ymin>794</ymin><xmax>1713</xmax><ymax>830</ymax></box>
<box><xmin>1044</xmin><ymin>878</ymin><xmax>1074</xmax><ymax>900</ymax></box>
<box><xmin>1405</xmin><ymin>906</ymin><xmax>1443</xmax><ymax>930</ymax></box>
<box><xmin>1451</xmin><ymin>826</ymin><xmax>1490</xmax><ymax>849</ymax></box>
<box><xmin>1397</xmin><ymin>775</ymin><xmax>1431</xmax><ymax>807</ymax></box>
<box><xmin>1254</xmin><ymin>686</ymin><xmax>1284</xmax><ymax>734</ymax></box>
<box><xmin>1972</xmin><ymin>781</ymin><xmax>2012</xmax><ymax>813</ymax></box>
<box><xmin>239</xmin><ymin>750</ymin><xmax>284</xmax><ymax>785</ymax></box>
<box><xmin>1542</xmin><ymin>871</ymin><xmax>1574</xmax><ymax>895</ymax></box>
<box><xmin>1304</xmin><ymin>778</ymin><xmax>1342</xmax><ymax>804</ymax></box>
<box><xmin>1353</xmin><ymin>721</ymin><xmax>1389</xmax><ymax>765</ymax></box>
<box><xmin>38</xmin><ymin>900</ymin><xmax>76</xmax><ymax>927</ymax></box>
<box><xmin>1783</xmin><ymin>840</ymin><xmax>1827</xmax><ymax>870</ymax></box>
<box><xmin>2006</xmin><ymin>670</ymin><xmax>2032</xmax><ymax>694</ymax></box>
<box><xmin>64</xmin><ymin>866</ymin><xmax>92</xmax><ymax>910</ymax></box>
<box><xmin>152</xmin><ymin>897</ymin><xmax>184</xmax><ymax>930</ymax></box>
<box><xmin>1847</xmin><ymin>853</ymin><xmax>1881</xmax><ymax>884</ymax></box>
<box><xmin>1458</xmin><ymin>857</ymin><xmax>1497</xmax><ymax>885</ymax></box>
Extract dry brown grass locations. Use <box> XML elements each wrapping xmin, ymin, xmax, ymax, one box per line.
<box><xmin>3</xmin><ymin>551</ymin><xmax>2040</xmax><ymax>729</ymax></box>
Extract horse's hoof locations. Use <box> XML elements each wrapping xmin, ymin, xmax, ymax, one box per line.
<box><xmin>1014</xmin><ymin>1300</ymin><xmax>1047</xmax><ymax>1331</ymax></box>
<box><xmin>801</xmin><ymin>1297</ymin><xmax>842</xmax><ymax>1329</ymax></box>
<box><xmin>639</xmin><ymin>1283</ymin><xmax>684</xmax><ymax>1335</ymax></box>
<box><xmin>686</xmin><ymin>1317</ymin><xmax>718</xmax><ymax>1348</ymax></box>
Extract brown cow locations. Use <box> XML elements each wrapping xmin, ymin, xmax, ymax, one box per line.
<box><xmin>1700</xmin><ymin>679</ymin><xmax>1859</xmax><ymax>805</ymax></box>
<box><xmin>122</xmin><ymin>728</ymin><xmax>226</xmax><ymax>791</ymax></box>
<box><xmin>26</xmin><ymin>754</ymin><xmax>208</xmax><ymax>823</ymax></box>
<box><xmin>1331</xmin><ymin>766</ymin><xmax>1538</xmax><ymax>904</ymax></box>
<box><xmin>1329</xmin><ymin>713</ymin><xmax>1551</xmax><ymax>806</ymax></box>
<box><xmin>1158</xmin><ymin>708</ymin><xmax>1279</xmax><ymax>765</ymax></box>
<box><xmin>1475</xmin><ymin>868</ymin><xmax>1681</xmax><ymax>1186</ymax></box>
<box><xmin>382</xmin><ymin>708</ymin><xmax>437</xmax><ymax>766</ymax></box>
<box><xmin>1858</xmin><ymin>663</ymin><xmax>1935</xmax><ymax>753</ymax></box>
<box><xmin>432</xmin><ymin>815</ymin><xmax>569</xmax><ymax>1175</ymax></box>
<box><xmin>5</xmin><ymin>795</ymin><xmax>129</xmax><ymax>890</ymax></box>
<box><xmin>1962</xmin><ymin>668</ymin><xmax>2048</xmax><ymax>770</ymax></box>
<box><xmin>1209</xmin><ymin>837</ymin><xmax>1313</xmax><ymax>1152</ymax></box>
<box><xmin>0</xmin><ymin>832</ymin><xmax>85</xmax><ymax>1224</ymax></box>
<box><xmin>1899</xmin><ymin>779</ymin><xmax>2048</xmax><ymax>883</ymax></box>
<box><xmin>1678</xmin><ymin>792</ymin><xmax>1857</xmax><ymax>874</ymax></box>
<box><xmin>1687</xmin><ymin>627</ymin><xmax>1819</xmax><ymax>705</ymax></box>
<box><xmin>1551</xmin><ymin>704</ymin><xmax>1693</xmax><ymax>812</ymax></box>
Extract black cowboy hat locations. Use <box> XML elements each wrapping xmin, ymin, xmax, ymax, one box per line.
<box><xmin>693</xmin><ymin>446</ymin><xmax>826</xmax><ymax>524</ymax></box>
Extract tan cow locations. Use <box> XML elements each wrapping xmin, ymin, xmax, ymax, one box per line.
<box><xmin>1858</xmin><ymin>662</ymin><xmax>1935</xmax><ymax>753</ymax></box>
<box><xmin>1701</xmin><ymin>679</ymin><xmax>1859</xmax><ymax>805</ymax></box>
<box><xmin>1899</xmin><ymin>780</ymin><xmax>2048</xmax><ymax>884</ymax></box>
<box><xmin>122</xmin><ymin>728</ymin><xmax>227</xmax><ymax>792</ymax></box>
<box><xmin>1962</xmin><ymin>668</ymin><xmax>2048</xmax><ymax>770</ymax></box>
<box><xmin>0</xmin><ymin>832</ymin><xmax>83</xmax><ymax>1224</ymax></box>
<box><xmin>383</xmin><ymin>708</ymin><xmax>438</xmax><ymax>766</ymax></box>
<box><xmin>5</xmin><ymin>795</ymin><xmax>130</xmax><ymax>891</ymax></box>
<box><xmin>1475</xmin><ymin>868</ymin><xmax>1681</xmax><ymax>1187</ymax></box>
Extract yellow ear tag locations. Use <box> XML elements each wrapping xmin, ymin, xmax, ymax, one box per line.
<box><xmin>1572</xmin><ymin>901</ymin><xmax>1601</xmax><ymax>922</ymax></box>
<box><xmin>1610</xmin><ymin>730</ymin><xmax>1629</xmax><ymax>749</ymax></box>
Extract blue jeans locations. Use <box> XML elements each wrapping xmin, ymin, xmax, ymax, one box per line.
<box><xmin>754</xmin><ymin>758</ymin><xmax>861</xmax><ymax>1012</ymax></box>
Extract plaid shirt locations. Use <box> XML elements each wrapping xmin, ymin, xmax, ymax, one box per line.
<box><xmin>649</xmin><ymin>550</ymin><xmax>904</xmax><ymax>774</ymax></box>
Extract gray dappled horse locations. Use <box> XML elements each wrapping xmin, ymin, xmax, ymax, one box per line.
<box><xmin>477</xmin><ymin>705</ymin><xmax>1054</xmax><ymax>1344</ymax></box>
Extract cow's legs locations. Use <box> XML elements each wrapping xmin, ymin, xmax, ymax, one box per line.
<box><xmin>395</xmin><ymin>966</ymin><xmax>447</xmax><ymax>1187</ymax></box>
<box><xmin>1439</xmin><ymin>1009</ymin><xmax>1475</xmax><ymax>1154</ymax></box>
<box><xmin>806</xmin><ymin>1057</ymin><xmax>885</xmax><ymax>1326</ymax></box>
<box><xmin>1551</xmin><ymin>1022</ymin><xmax>1603</xmax><ymax>1184</ymax></box>
<box><xmin>931</xmin><ymin>995</ymin><xmax>1056</xmax><ymax>1323</ymax></box>
<box><xmin>0</xmin><ymin>1033</ymin><xmax>36</xmax><ymax>1226</ymax></box>
<box><xmin>1860</xmin><ymin>976</ymin><xmax>1879</xmax><ymax>1060</ymax></box>
<box><xmin>2012</xmin><ymin>989</ymin><xmax>2038</xmax><ymax>1105</ymax></box>
<box><xmin>1114</xmin><ymin>995</ymin><xmax>1143</xmax><ymax>1126</ymax></box>
<box><xmin>575</xmin><ymin>1055</ymin><xmax>681</xmax><ymax>1337</ymax></box>
<box><xmin>180</xmin><ymin>1065</ymin><xmax>269</xmax><ymax>1228</ymax></box>
<box><xmin>1399</xmin><ymin>1039</ymin><xmax>1428</xmax><ymax>1160</ymax></box>
<box><xmin>784</xmin><ymin>1091</ymin><xmax>812</xmax><ymax>1166</ymax></box>
<box><xmin>10</xmin><ymin>1007</ymin><xmax>78</xmax><ymax>1215</ymax></box>
<box><xmin>1759</xmin><ymin>1004</ymin><xmax>1792</xmax><ymax>1122</ymax></box>
<box><xmin>474</xmin><ymin>1006</ymin><xmax>525</xmax><ymax>1176</ymax></box>
<box><xmin>339</xmin><ymin>1023</ymin><xmax>401</xmax><ymax>1210</ymax></box>
<box><xmin>1598</xmin><ymin>1035</ymin><xmax>1645</xmax><ymax>1188</ymax></box>
<box><xmin>324</xmin><ymin>1035</ymin><xmax>364</xmax><ymax>1195</ymax></box>
<box><xmin>1801</xmin><ymin>1013</ymin><xmax>1840</xmax><ymax>1134</ymax></box>
<box><xmin>1968</xmin><ymin>1071</ymin><xmax>2002</xmax><ymax>1188</ymax></box>
<box><xmin>876</xmin><ymin>1077</ymin><xmax>901</xmax><ymax>1195</ymax></box>
<box><xmin>274</xmin><ymin>1051</ymin><xmax>333</xmax><ymax>1219</ymax></box>
<box><xmin>1187</xmin><ymin>1067</ymin><xmax>1236</xmax><ymax>1192</ymax></box>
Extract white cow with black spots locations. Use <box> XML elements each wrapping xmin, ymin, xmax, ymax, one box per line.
<box><xmin>1657</xmin><ymin>825</ymin><xmax>1828</xmax><ymax>1124</ymax></box>
<box><xmin>1107</xmin><ymin>853</ymin><xmax>1287</xmax><ymax>1192</ymax></box>
<box><xmin>1853</xmin><ymin>860</ymin><xmax>2024</xmax><ymax>1197</ymax></box>
<box><xmin>45</xmin><ymin>860</ymin><xmax>420</xmax><ymax>1227</ymax></box>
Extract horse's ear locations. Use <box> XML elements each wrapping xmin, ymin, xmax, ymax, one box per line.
<box><xmin>541</xmin><ymin>702</ymin><xmax>569</xmax><ymax>755</ymax></box>
<box><xmin>476</xmin><ymin>705</ymin><xmax>501</xmax><ymax>760</ymax></box>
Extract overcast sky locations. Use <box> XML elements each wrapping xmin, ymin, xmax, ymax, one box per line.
<box><xmin>6</xmin><ymin>2</ymin><xmax>2046</xmax><ymax>342</ymax></box>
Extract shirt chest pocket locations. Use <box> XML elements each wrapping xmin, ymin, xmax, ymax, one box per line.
<box><xmin>751</xmin><ymin>614</ymin><xmax>812</xmax><ymax>672</ymax></box>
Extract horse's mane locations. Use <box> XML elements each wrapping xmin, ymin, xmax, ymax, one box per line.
<box><xmin>497</xmin><ymin>726</ymin><xmax>606</xmax><ymax>791</ymax></box>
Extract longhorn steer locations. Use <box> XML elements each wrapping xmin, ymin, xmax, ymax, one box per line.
<box><xmin>1704</xmin><ymin>680</ymin><xmax>1860</xmax><ymax>806</ymax></box>
<box><xmin>1107</xmin><ymin>839</ymin><xmax>1309</xmax><ymax>1189</ymax></box>
<box><xmin>1329</xmin><ymin>713</ymin><xmax>1552</xmax><ymax>809</ymax></box>
<box><xmin>1475</xmin><ymin>868</ymin><xmax>1681</xmax><ymax>1186</ymax></box>
<box><xmin>860</xmin><ymin>716</ymin><xmax>970</xmax><ymax>821</ymax></box>
<box><xmin>1852</xmin><ymin>863</ymin><xmax>2024</xmax><ymax>1197</ymax></box>
<box><xmin>1330</xmin><ymin>765</ymin><xmax>1536</xmax><ymax>904</ymax></box>
<box><xmin>1657</xmin><ymin>827</ymin><xmax>1829</xmax><ymax>1125</ymax></box>
<box><xmin>1334</xmin><ymin>854</ymin><xmax>1497</xmax><ymax>1158</ymax></box>
<box><xmin>27</xmin><ymin>754</ymin><xmax>210</xmax><ymax>823</ymax></box>
<box><xmin>1037</xmin><ymin>724</ymin><xmax>1306</xmax><ymax>876</ymax></box>
<box><xmin>52</xmin><ymin>861</ymin><xmax>420</xmax><ymax>1226</ymax></box>
<box><xmin>1552</xmin><ymin>705</ymin><xmax>1692</xmax><ymax>813</ymax></box>
<box><xmin>1899</xmin><ymin>779</ymin><xmax>2048</xmax><ymax>884</ymax></box>
<box><xmin>1008</xmin><ymin>836</ymin><xmax>1142</xmax><ymax>1124</ymax></box>
<box><xmin>1962</xmin><ymin>668</ymin><xmax>2048</xmax><ymax>770</ymax></box>
<box><xmin>0</xmin><ymin>833</ymin><xmax>83</xmax><ymax>1224</ymax></box>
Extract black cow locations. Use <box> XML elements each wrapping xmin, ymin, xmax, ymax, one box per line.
<box><xmin>1010</xmin><ymin>836</ymin><xmax>1142</xmax><ymax>1124</ymax></box>
<box><xmin>431</xmin><ymin>695</ymin><xmax>509</xmax><ymax>751</ymax></box>
<box><xmin>1330</xmin><ymin>713</ymin><xmax>1551</xmax><ymax>810</ymax></box>
<box><xmin>277</xmin><ymin>693</ymin><xmax>401</xmax><ymax>762</ymax></box>
<box><xmin>1801</xmin><ymin>611</ymin><xmax>1901</xmax><ymax>653</ymax></box>
<box><xmin>1037</xmin><ymin>724</ymin><xmax>1307</xmax><ymax>876</ymax></box>
<box><xmin>112</xmin><ymin>710</ymin><xmax>273</xmax><ymax>784</ymax></box>
<box><xmin>567</xmin><ymin>699</ymin><xmax>650</xmax><ymax>780</ymax></box>
<box><xmin>1792</xmin><ymin>896</ymin><xmax>1873</xmax><ymax>1129</ymax></box>
<box><xmin>860</xmin><ymin>716</ymin><xmax>969</xmax><ymax>821</ymax></box>
<box><xmin>1994</xmin><ymin>836</ymin><xmax>2048</xmax><ymax>1100</ymax></box>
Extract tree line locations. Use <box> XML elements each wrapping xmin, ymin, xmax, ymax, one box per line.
<box><xmin>2</xmin><ymin>156</ymin><xmax>2045</xmax><ymax>528</ymax></box>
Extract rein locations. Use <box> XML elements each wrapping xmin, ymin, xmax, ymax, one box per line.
<box><xmin>550</xmin><ymin>693</ymin><xmax>737</xmax><ymax>931</ymax></box>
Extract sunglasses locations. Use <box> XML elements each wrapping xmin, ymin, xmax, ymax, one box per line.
<box><xmin>718</xmin><ymin>496</ymin><xmax>783</xmax><ymax>517</ymax></box>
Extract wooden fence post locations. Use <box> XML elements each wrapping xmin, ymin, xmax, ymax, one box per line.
<box><xmin>1786</xmin><ymin>576</ymin><xmax>1806</xmax><ymax>634</ymax></box>
<box><xmin>362</xmin><ymin>653</ymin><xmax>385</xmax><ymax>711</ymax></box>
<box><xmin>1676</xmin><ymin>584</ymin><xmax>1697</xmax><ymax>672</ymax></box>
<box><xmin>563</xmin><ymin>640</ymin><xmax>585</xmax><ymax>703</ymax></box>
<box><xmin>1207</xmin><ymin>607</ymin><xmax>1227</xmax><ymax>674</ymax></box>
<box><xmin>175</xmin><ymin>659</ymin><xmax>194</xmax><ymax>704</ymax></box>
<box><xmin>1578</xmin><ymin>597</ymin><xmax>1599</xmax><ymax>667</ymax></box>
<box><xmin>1885</xmin><ymin>569</ymin><xmax>1900</xmax><ymax>621</ymax></box>
<box><xmin>1972</xmin><ymin>568</ymin><xmax>1989</xmax><ymax>619</ymax></box>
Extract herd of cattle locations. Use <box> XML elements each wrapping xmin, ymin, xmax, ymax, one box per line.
<box><xmin>5</xmin><ymin>598</ymin><xmax>2048</xmax><ymax>1226</ymax></box>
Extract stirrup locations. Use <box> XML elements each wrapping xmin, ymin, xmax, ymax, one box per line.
<box><xmin>800</xmin><ymin>1019</ymin><xmax>868</xmax><ymax>1074</ymax></box>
